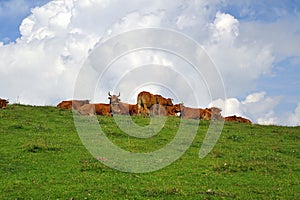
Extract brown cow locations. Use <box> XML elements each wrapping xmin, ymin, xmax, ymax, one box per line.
<box><xmin>137</xmin><ymin>91</ymin><xmax>174</xmax><ymax>116</ymax></box>
<box><xmin>0</xmin><ymin>98</ymin><xmax>9</xmax><ymax>109</ymax></box>
<box><xmin>225</xmin><ymin>115</ymin><xmax>252</xmax><ymax>124</ymax></box>
<box><xmin>166</xmin><ymin>103</ymin><xmax>182</xmax><ymax>116</ymax></box>
<box><xmin>128</xmin><ymin>104</ymin><xmax>138</xmax><ymax>116</ymax></box>
<box><xmin>204</xmin><ymin>107</ymin><xmax>223</xmax><ymax>120</ymax></box>
<box><xmin>57</xmin><ymin>100</ymin><xmax>89</xmax><ymax>110</ymax></box>
<box><xmin>108</xmin><ymin>92</ymin><xmax>138</xmax><ymax>116</ymax></box>
<box><xmin>181</xmin><ymin>106</ymin><xmax>212</xmax><ymax>120</ymax></box>
<box><xmin>137</xmin><ymin>91</ymin><xmax>156</xmax><ymax>115</ymax></box>
<box><xmin>155</xmin><ymin>94</ymin><xmax>173</xmax><ymax>115</ymax></box>
<box><xmin>155</xmin><ymin>95</ymin><xmax>173</xmax><ymax>107</ymax></box>
<box><xmin>77</xmin><ymin>103</ymin><xmax>112</xmax><ymax>116</ymax></box>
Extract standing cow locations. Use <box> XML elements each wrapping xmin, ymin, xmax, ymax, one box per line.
<box><xmin>137</xmin><ymin>91</ymin><xmax>174</xmax><ymax>116</ymax></box>
<box><xmin>137</xmin><ymin>91</ymin><xmax>156</xmax><ymax>116</ymax></box>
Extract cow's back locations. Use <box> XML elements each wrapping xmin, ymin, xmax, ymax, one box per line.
<box><xmin>57</xmin><ymin>101</ymin><xmax>72</xmax><ymax>109</ymax></box>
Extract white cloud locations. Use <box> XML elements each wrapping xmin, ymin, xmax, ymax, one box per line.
<box><xmin>205</xmin><ymin>12</ymin><xmax>275</xmax><ymax>97</ymax></box>
<box><xmin>209</xmin><ymin>98</ymin><xmax>241</xmax><ymax>116</ymax></box>
<box><xmin>257</xmin><ymin>111</ymin><xmax>278</xmax><ymax>125</ymax></box>
<box><xmin>239</xmin><ymin>19</ymin><xmax>300</xmax><ymax>60</ymax></box>
<box><xmin>242</xmin><ymin>91</ymin><xmax>266</xmax><ymax>104</ymax></box>
<box><xmin>210</xmin><ymin>12</ymin><xmax>239</xmax><ymax>44</ymax></box>
<box><xmin>286</xmin><ymin>103</ymin><xmax>300</xmax><ymax>126</ymax></box>
<box><xmin>210</xmin><ymin>91</ymin><xmax>280</xmax><ymax>124</ymax></box>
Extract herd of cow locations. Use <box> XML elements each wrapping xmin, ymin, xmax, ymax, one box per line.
<box><xmin>0</xmin><ymin>91</ymin><xmax>251</xmax><ymax>124</ymax></box>
<box><xmin>56</xmin><ymin>91</ymin><xmax>252</xmax><ymax>124</ymax></box>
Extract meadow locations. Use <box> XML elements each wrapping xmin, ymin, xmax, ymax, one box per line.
<box><xmin>0</xmin><ymin>104</ymin><xmax>299</xmax><ymax>199</ymax></box>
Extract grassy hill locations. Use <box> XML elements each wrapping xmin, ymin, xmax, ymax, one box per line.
<box><xmin>0</xmin><ymin>104</ymin><xmax>299</xmax><ymax>199</ymax></box>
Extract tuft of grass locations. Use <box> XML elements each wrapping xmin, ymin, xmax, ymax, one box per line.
<box><xmin>22</xmin><ymin>141</ymin><xmax>61</xmax><ymax>153</ymax></box>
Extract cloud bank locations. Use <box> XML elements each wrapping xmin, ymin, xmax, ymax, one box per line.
<box><xmin>0</xmin><ymin>0</ymin><xmax>299</xmax><ymax>126</ymax></box>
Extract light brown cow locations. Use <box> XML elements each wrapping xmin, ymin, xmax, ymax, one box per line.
<box><xmin>57</xmin><ymin>100</ymin><xmax>89</xmax><ymax>110</ymax></box>
<box><xmin>225</xmin><ymin>115</ymin><xmax>252</xmax><ymax>124</ymax></box>
<box><xmin>77</xmin><ymin>103</ymin><xmax>112</xmax><ymax>116</ymax></box>
<box><xmin>108</xmin><ymin>92</ymin><xmax>138</xmax><ymax>116</ymax></box>
<box><xmin>0</xmin><ymin>98</ymin><xmax>9</xmax><ymax>109</ymax></box>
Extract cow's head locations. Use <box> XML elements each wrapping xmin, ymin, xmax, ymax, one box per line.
<box><xmin>173</xmin><ymin>103</ymin><xmax>182</xmax><ymax>113</ymax></box>
<box><xmin>108</xmin><ymin>92</ymin><xmax>120</xmax><ymax>103</ymax></box>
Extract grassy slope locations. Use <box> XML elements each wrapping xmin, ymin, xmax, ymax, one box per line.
<box><xmin>0</xmin><ymin>104</ymin><xmax>299</xmax><ymax>199</ymax></box>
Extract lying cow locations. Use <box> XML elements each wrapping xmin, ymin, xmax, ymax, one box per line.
<box><xmin>204</xmin><ymin>107</ymin><xmax>223</xmax><ymax>120</ymax></box>
<box><xmin>57</xmin><ymin>100</ymin><xmax>90</xmax><ymax>110</ymax></box>
<box><xmin>0</xmin><ymin>98</ymin><xmax>9</xmax><ymax>109</ymax></box>
<box><xmin>108</xmin><ymin>92</ymin><xmax>138</xmax><ymax>116</ymax></box>
<box><xmin>77</xmin><ymin>103</ymin><xmax>112</xmax><ymax>116</ymax></box>
<box><xmin>181</xmin><ymin>106</ymin><xmax>212</xmax><ymax>120</ymax></box>
<box><xmin>151</xmin><ymin>103</ymin><xmax>182</xmax><ymax>116</ymax></box>
<box><xmin>225</xmin><ymin>115</ymin><xmax>252</xmax><ymax>124</ymax></box>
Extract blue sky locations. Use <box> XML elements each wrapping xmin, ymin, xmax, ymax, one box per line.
<box><xmin>0</xmin><ymin>0</ymin><xmax>299</xmax><ymax>126</ymax></box>
<box><xmin>0</xmin><ymin>0</ymin><xmax>51</xmax><ymax>43</ymax></box>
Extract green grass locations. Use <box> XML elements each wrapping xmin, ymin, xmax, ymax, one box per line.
<box><xmin>0</xmin><ymin>104</ymin><xmax>299</xmax><ymax>199</ymax></box>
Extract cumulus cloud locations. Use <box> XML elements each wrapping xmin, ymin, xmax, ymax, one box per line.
<box><xmin>210</xmin><ymin>91</ymin><xmax>280</xmax><ymax>124</ymax></box>
<box><xmin>287</xmin><ymin>103</ymin><xmax>300</xmax><ymax>126</ymax></box>
<box><xmin>204</xmin><ymin>12</ymin><xmax>275</xmax><ymax>97</ymax></box>
<box><xmin>0</xmin><ymin>0</ymin><xmax>299</xmax><ymax>125</ymax></box>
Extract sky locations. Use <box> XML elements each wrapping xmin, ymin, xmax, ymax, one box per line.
<box><xmin>0</xmin><ymin>0</ymin><xmax>299</xmax><ymax>126</ymax></box>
